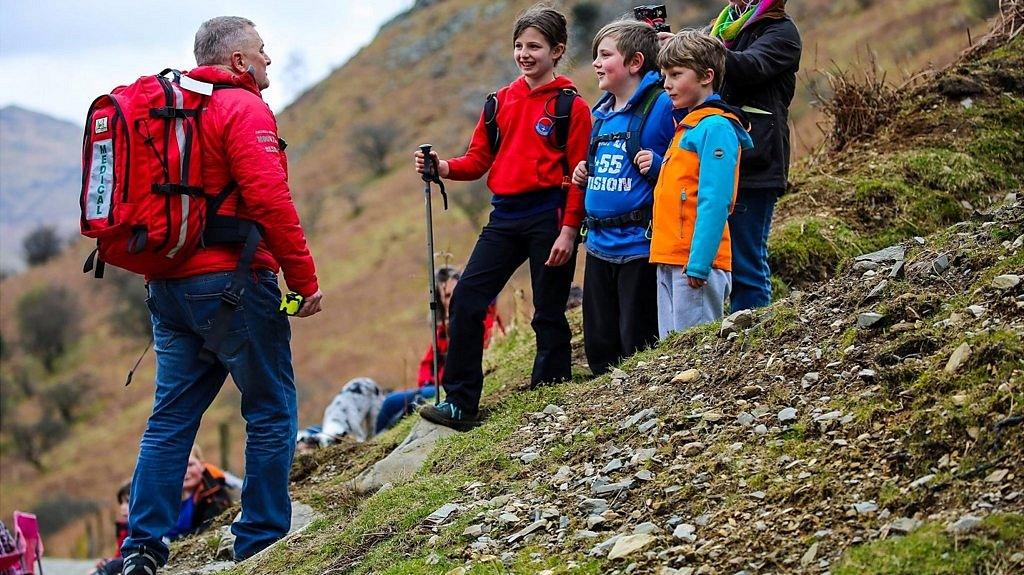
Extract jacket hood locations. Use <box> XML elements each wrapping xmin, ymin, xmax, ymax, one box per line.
<box><xmin>186</xmin><ymin>65</ymin><xmax>262</xmax><ymax>96</ymax></box>
<box><xmin>593</xmin><ymin>70</ymin><xmax>664</xmax><ymax>119</ymax></box>
<box><xmin>683</xmin><ymin>95</ymin><xmax>754</xmax><ymax>150</ymax></box>
<box><xmin>509</xmin><ymin>74</ymin><xmax>578</xmax><ymax>98</ymax></box>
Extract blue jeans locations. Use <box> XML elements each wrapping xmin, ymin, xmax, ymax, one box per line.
<box><xmin>728</xmin><ymin>187</ymin><xmax>780</xmax><ymax>311</ymax></box>
<box><xmin>374</xmin><ymin>385</ymin><xmax>436</xmax><ymax>434</ymax></box>
<box><xmin>123</xmin><ymin>270</ymin><xmax>297</xmax><ymax>565</ymax></box>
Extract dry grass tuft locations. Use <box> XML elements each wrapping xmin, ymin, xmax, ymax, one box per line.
<box><xmin>811</xmin><ymin>57</ymin><xmax>900</xmax><ymax>153</ymax></box>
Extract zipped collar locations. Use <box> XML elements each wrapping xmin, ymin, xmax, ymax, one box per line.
<box><xmin>185</xmin><ymin>65</ymin><xmax>263</xmax><ymax>97</ymax></box>
<box><xmin>593</xmin><ymin>70</ymin><xmax>664</xmax><ymax>120</ymax></box>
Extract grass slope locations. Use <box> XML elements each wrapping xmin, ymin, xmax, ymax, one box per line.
<box><xmin>196</xmin><ymin>195</ymin><xmax>1022</xmax><ymax>574</ymax></box>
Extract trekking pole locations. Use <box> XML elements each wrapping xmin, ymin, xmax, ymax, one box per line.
<box><xmin>420</xmin><ymin>144</ymin><xmax>448</xmax><ymax>406</ymax></box>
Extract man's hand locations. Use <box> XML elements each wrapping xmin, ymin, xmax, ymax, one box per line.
<box><xmin>545</xmin><ymin>226</ymin><xmax>578</xmax><ymax>267</ymax></box>
<box><xmin>297</xmin><ymin>290</ymin><xmax>324</xmax><ymax>317</ymax></box>
<box><xmin>414</xmin><ymin>150</ymin><xmax>450</xmax><ymax>178</ymax></box>
<box><xmin>634</xmin><ymin>149</ymin><xmax>654</xmax><ymax>175</ymax></box>
<box><xmin>657</xmin><ymin>31</ymin><xmax>674</xmax><ymax>47</ymax></box>
<box><xmin>571</xmin><ymin>160</ymin><xmax>588</xmax><ymax>187</ymax></box>
<box><xmin>686</xmin><ymin>275</ymin><xmax>707</xmax><ymax>289</ymax></box>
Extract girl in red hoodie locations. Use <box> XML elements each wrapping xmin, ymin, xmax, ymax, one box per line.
<box><xmin>415</xmin><ymin>4</ymin><xmax>591</xmax><ymax>430</ymax></box>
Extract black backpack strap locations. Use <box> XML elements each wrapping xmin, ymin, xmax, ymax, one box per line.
<box><xmin>626</xmin><ymin>82</ymin><xmax>666</xmax><ymax>183</ymax></box>
<box><xmin>208</xmin><ymin>182</ymin><xmax>238</xmax><ymax>214</ymax></box>
<box><xmin>83</xmin><ymin>247</ymin><xmax>106</xmax><ymax>278</ymax></box>
<box><xmin>553</xmin><ymin>88</ymin><xmax>577</xmax><ymax>151</ymax></box>
<box><xmin>484</xmin><ymin>92</ymin><xmax>499</xmax><ymax>153</ymax></box>
<box><xmin>587</xmin><ymin>118</ymin><xmax>604</xmax><ymax>174</ymax></box>
<box><xmin>198</xmin><ymin>222</ymin><xmax>262</xmax><ymax>364</ymax></box>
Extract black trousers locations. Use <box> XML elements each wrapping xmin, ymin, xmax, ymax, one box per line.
<box><xmin>442</xmin><ymin>210</ymin><xmax>578</xmax><ymax>413</ymax></box>
<box><xmin>582</xmin><ymin>253</ymin><xmax>659</xmax><ymax>375</ymax></box>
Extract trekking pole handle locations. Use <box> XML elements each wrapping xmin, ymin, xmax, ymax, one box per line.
<box><xmin>419</xmin><ymin>144</ymin><xmax>435</xmax><ymax>183</ymax></box>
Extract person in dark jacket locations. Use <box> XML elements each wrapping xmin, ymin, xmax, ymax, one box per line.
<box><xmin>711</xmin><ymin>0</ymin><xmax>802</xmax><ymax>310</ymax></box>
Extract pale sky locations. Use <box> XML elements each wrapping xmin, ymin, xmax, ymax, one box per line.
<box><xmin>0</xmin><ymin>0</ymin><xmax>416</xmax><ymax>125</ymax></box>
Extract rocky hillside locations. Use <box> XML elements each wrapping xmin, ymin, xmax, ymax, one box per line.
<box><xmin>0</xmin><ymin>105</ymin><xmax>81</xmax><ymax>271</ymax></box>
<box><xmin>0</xmin><ymin>0</ymin><xmax>1008</xmax><ymax>559</ymax></box>
<box><xmin>171</xmin><ymin>193</ymin><xmax>1024</xmax><ymax>575</ymax></box>
<box><xmin>160</xmin><ymin>11</ymin><xmax>1024</xmax><ymax>575</ymax></box>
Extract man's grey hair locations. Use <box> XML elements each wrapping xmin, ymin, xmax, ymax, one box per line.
<box><xmin>194</xmin><ymin>16</ymin><xmax>256</xmax><ymax>66</ymax></box>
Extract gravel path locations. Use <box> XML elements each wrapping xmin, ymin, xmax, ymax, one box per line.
<box><xmin>40</xmin><ymin>558</ymin><xmax>99</xmax><ymax>575</ymax></box>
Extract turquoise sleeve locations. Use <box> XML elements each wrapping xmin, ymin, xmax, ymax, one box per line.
<box><xmin>685</xmin><ymin>119</ymin><xmax>740</xmax><ymax>280</ymax></box>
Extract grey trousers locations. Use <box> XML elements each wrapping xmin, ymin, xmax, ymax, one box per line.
<box><xmin>656</xmin><ymin>264</ymin><xmax>732</xmax><ymax>338</ymax></box>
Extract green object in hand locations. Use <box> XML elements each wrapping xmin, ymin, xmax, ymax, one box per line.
<box><xmin>280</xmin><ymin>292</ymin><xmax>304</xmax><ymax>316</ymax></box>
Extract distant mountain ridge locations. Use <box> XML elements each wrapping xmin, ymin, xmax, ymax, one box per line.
<box><xmin>0</xmin><ymin>105</ymin><xmax>81</xmax><ymax>271</ymax></box>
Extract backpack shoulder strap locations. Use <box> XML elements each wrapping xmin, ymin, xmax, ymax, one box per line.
<box><xmin>484</xmin><ymin>91</ymin><xmax>500</xmax><ymax>153</ymax></box>
<box><xmin>587</xmin><ymin>116</ymin><xmax>605</xmax><ymax>174</ymax></box>
<box><xmin>625</xmin><ymin>81</ymin><xmax>666</xmax><ymax>171</ymax></box>
<box><xmin>553</xmin><ymin>88</ymin><xmax>578</xmax><ymax>151</ymax></box>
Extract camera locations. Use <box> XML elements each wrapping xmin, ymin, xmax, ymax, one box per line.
<box><xmin>634</xmin><ymin>5</ymin><xmax>671</xmax><ymax>33</ymax></box>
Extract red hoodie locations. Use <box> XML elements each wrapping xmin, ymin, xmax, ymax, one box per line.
<box><xmin>149</xmin><ymin>66</ymin><xmax>319</xmax><ymax>297</ymax></box>
<box><xmin>446</xmin><ymin>76</ymin><xmax>591</xmax><ymax>228</ymax></box>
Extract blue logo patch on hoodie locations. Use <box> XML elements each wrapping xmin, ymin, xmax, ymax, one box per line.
<box><xmin>535</xmin><ymin>116</ymin><xmax>554</xmax><ymax>137</ymax></box>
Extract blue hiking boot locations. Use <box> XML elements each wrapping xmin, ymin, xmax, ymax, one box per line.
<box><xmin>419</xmin><ymin>401</ymin><xmax>478</xmax><ymax>431</ymax></box>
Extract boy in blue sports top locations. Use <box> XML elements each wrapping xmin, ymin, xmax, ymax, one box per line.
<box><xmin>571</xmin><ymin>20</ymin><xmax>675</xmax><ymax>375</ymax></box>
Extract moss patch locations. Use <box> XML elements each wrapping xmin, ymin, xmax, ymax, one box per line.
<box><xmin>834</xmin><ymin>514</ymin><xmax>1024</xmax><ymax>575</ymax></box>
<box><xmin>770</xmin><ymin>217</ymin><xmax>865</xmax><ymax>282</ymax></box>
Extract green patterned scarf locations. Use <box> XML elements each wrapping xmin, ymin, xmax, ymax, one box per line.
<box><xmin>711</xmin><ymin>0</ymin><xmax>786</xmax><ymax>48</ymax></box>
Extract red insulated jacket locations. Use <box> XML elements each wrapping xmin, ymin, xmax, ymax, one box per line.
<box><xmin>148</xmin><ymin>66</ymin><xmax>318</xmax><ymax>297</ymax></box>
<box><xmin>446</xmin><ymin>76</ymin><xmax>591</xmax><ymax>228</ymax></box>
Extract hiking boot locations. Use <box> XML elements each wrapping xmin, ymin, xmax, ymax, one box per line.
<box><xmin>123</xmin><ymin>548</ymin><xmax>160</xmax><ymax>575</ymax></box>
<box><xmin>419</xmin><ymin>401</ymin><xmax>478</xmax><ymax>431</ymax></box>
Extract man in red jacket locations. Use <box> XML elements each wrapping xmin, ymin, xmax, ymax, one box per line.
<box><xmin>120</xmin><ymin>16</ymin><xmax>322</xmax><ymax>574</ymax></box>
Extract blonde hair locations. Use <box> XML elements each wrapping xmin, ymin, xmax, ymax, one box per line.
<box><xmin>189</xmin><ymin>444</ymin><xmax>204</xmax><ymax>462</ymax></box>
<box><xmin>657</xmin><ymin>30</ymin><xmax>727</xmax><ymax>92</ymax></box>
<box><xmin>592</xmin><ymin>20</ymin><xmax>660</xmax><ymax>75</ymax></box>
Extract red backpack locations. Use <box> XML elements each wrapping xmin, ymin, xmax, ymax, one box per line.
<box><xmin>80</xmin><ymin>69</ymin><xmax>263</xmax><ymax>365</ymax></box>
<box><xmin>80</xmin><ymin>69</ymin><xmax>240</xmax><ymax>277</ymax></box>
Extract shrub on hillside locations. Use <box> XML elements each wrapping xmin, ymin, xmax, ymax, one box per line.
<box><xmin>570</xmin><ymin>3</ymin><xmax>601</xmax><ymax>60</ymax></box>
<box><xmin>44</xmin><ymin>374</ymin><xmax>93</xmax><ymax>424</ymax></box>
<box><xmin>6</xmin><ymin>413</ymin><xmax>68</xmax><ymax>470</ymax></box>
<box><xmin>22</xmin><ymin>225</ymin><xmax>63</xmax><ymax>267</ymax></box>
<box><xmin>351</xmin><ymin>122</ymin><xmax>399</xmax><ymax>177</ymax></box>
<box><xmin>16</xmin><ymin>285</ymin><xmax>82</xmax><ymax>372</ymax></box>
<box><xmin>32</xmin><ymin>495</ymin><xmax>99</xmax><ymax>537</ymax></box>
<box><xmin>451</xmin><ymin>179</ymin><xmax>492</xmax><ymax>227</ymax></box>
<box><xmin>105</xmin><ymin>268</ymin><xmax>151</xmax><ymax>339</ymax></box>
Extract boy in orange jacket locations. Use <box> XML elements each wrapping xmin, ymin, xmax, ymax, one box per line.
<box><xmin>650</xmin><ymin>31</ymin><xmax>753</xmax><ymax>336</ymax></box>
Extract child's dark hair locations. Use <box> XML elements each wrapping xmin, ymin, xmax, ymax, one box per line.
<box><xmin>657</xmin><ymin>30</ymin><xmax>727</xmax><ymax>92</ymax></box>
<box><xmin>117</xmin><ymin>480</ymin><xmax>131</xmax><ymax>504</ymax></box>
<box><xmin>435</xmin><ymin>265</ymin><xmax>461</xmax><ymax>287</ymax></box>
<box><xmin>513</xmin><ymin>4</ymin><xmax>568</xmax><ymax>65</ymax></box>
<box><xmin>592</xmin><ymin>20</ymin><xmax>661</xmax><ymax>75</ymax></box>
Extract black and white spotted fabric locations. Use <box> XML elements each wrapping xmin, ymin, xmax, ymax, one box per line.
<box><xmin>317</xmin><ymin>377</ymin><xmax>384</xmax><ymax>444</ymax></box>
